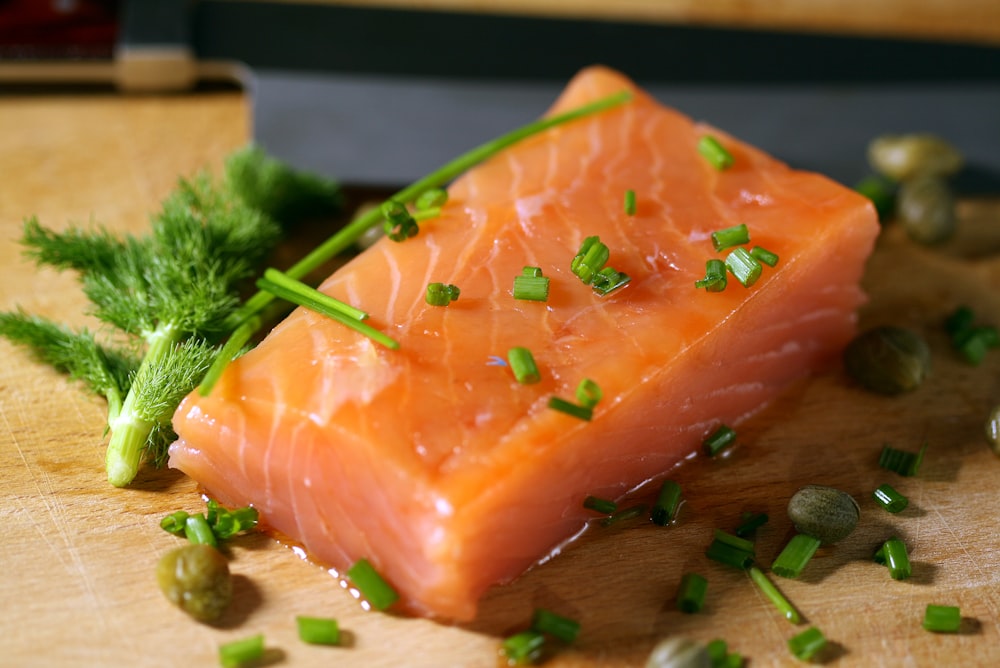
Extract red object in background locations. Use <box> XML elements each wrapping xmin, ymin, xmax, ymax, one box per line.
<box><xmin>0</xmin><ymin>0</ymin><xmax>119</xmax><ymax>59</ymax></box>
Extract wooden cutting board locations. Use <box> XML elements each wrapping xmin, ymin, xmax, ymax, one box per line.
<box><xmin>3</xmin><ymin>89</ymin><xmax>1000</xmax><ymax>668</ymax></box>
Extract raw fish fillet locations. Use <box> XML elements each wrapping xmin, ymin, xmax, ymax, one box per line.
<box><xmin>170</xmin><ymin>66</ymin><xmax>879</xmax><ymax>621</ymax></box>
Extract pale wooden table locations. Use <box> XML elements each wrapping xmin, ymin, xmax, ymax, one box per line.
<box><xmin>3</xmin><ymin>88</ymin><xmax>1000</xmax><ymax>667</ymax></box>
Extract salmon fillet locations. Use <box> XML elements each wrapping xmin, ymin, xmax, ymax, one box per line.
<box><xmin>169</xmin><ymin>66</ymin><xmax>879</xmax><ymax>621</ymax></box>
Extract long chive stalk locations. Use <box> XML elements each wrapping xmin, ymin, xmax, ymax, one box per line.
<box><xmin>748</xmin><ymin>566</ymin><xmax>801</xmax><ymax>623</ymax></box>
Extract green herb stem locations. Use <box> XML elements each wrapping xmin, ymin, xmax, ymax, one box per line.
<box><xmin>184</xmin><ymin>513</ymin><xmax>219</xmax><ymax>548</ymax></box>
<box><xmin>198</xmin><ymin>315</ymin><xmax>261</xmax><ymax>397</ymax></box>
<box><xmin>748</xmin><ymin>566</ymin><xmax>801</xmax><ymax>624</ymax></box>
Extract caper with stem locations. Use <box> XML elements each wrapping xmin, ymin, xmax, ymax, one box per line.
<box><xmin>867</xmin><ymin>133</ymin><xmax>964</xmax><ymax>182</ymax></box>
<box><xmin>844</xmin><ymin>325</ymin><xmax>931</xmax><ymax>395</ymax></box>
<box><xmin>157</xmin><ymin>543</ymin><xmax>232</xmax><ymax>622</ymax></box>
<box><xmin>897</xmin><ymin>175</ymin><xmax>957</xmax><ymax>245</ymax></box>
<box><xmin>787</xmin><ymin>485</ymin><xmax>860</xmax><ymax>545</ymax></box>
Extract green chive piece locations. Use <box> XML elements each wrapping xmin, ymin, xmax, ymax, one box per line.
<box><xmin>262</xmin><ymin>268</ymin><xmax>368</xmax><ymax>320</ymax></box>
<box><xmin>508</xmin><ymin>347</ymin><xmax>541</xmax><ymax>385</ymax></box>
<box><xmin>199</xmin><ymin>314</ymin><xmax>262</xmax><ymax>396</ymax></box>
<box><xmin>695</xmin><ymin>258</ymin><xmax>728</xmax><ymax>292</ymax></box>
<box><xmin>548</xmin><ymin>396</ymin><xmax>593</xmax><ymax>421</ymax></box>
<box><xmin>575</xmin><ymin>378</ymin><xmax>602</xmax><ymax>408</ymax></box>
<box><xmin>878</xmin><ymin>442</ymin><xmax>928</xmax><ymax>477</ymax></box>
<box><xmin>415</xmin><ymin>187</ymin><xmax>448</xmax><ymax>210</ymax></box>
<box><xmin>624</xmin><ymin>189</ymin><xmax>637</xmax><ymax>216</ymax></box>
<box><xmin>706</xmin><ymin>639</ymin><xmax>728</xmax><ymax>664</ymax></box>
<box><xmin>749</xmin><ymin>245</ymin><xmax>779</xmax><ymax>267</ymax></box>
<box><xmin>601</xmin><ymin>503</ymin><xmax>648</xmax><ymax>527</ymax></box>
<box><xmin>711</xmin><ymin>223</ymin><xmax>750</xmax><ymax>252</ymax></box>
<box><xmin>512</xmin><ymin>274</ymin><xmax>550</xmax><ymax>301</ymax></box>
<box><xmin>771</xmin><ymin>534</ymin><xmax>821</xmax><ymax>579</ymax></box>
<box><xmin>591</xmin><ymin>266</ymin><xmax>631</xmax><ymax>296</ymax></box>
<box><xmin>411</xmin><ymin>206</ymin><xmax>441</xmax><ymax>222</ymax></box>
<box><xmin>501</xmin><ymin>630</ymin><xmax>546</xmax><ymax>666</ymax></box>
<box><xmin>571</xmin><ymin>236</ymin><xmax>610</xmax><ymax>284</ymax></box>
<box><xmin>160</xmin><ymin>511</ymin><xmax>189</xmax><ymax>536</ymax></box>
<box><xmin>703</xmin><ymin>424</ymin><xmax>737</xmax><ymax>456</ymax></box>
<box><xmin>207</xmin><ymin>499</ymin><xmax>259</xmax><ymax>540</ymax></box>
<box><xmin>855</xmin><ymin>175</ymin><xmax>896</xmax><ymax>220</ymax></box>
<box><xmin>296</xmin><ymin>616</ymin><xmax>341</xmax><ymax>645</ymax></box>
<box><xmin>650</xmin><ymin>480</ymin><xmax>682</xmax><ymax>526</ymax></box>
<box><xmin>748</xmin><ymin>566</ymin><xmax>801</xmax><ymax>624</ymax></box>
<box><xmin>583</xmin><ymin>495</ymin><xmax>617</xmax><ymax>514</ymax></box>
<box><xmin>256</xmin><ymin>274</ymin><xmax>399</xmax><ymax>350</ymax></box>
<box><xmin>705</xmin><ymin>538</ymin><xmax>755</xmax><ymax>569</ymax></box>
<box><xmin>713</xmin><ymin>529</ymin><xmax>756</xmax><ymax>554</ymax></box>
<box><xmin>945</xmin><ymin>306</ymin><xmax>999</xmax><ymax>365</ymax></box>
<box><xmin>381</xmin><ymin>199</ymin><xmax>419</xmax><ymax>241</ymax></box>
<box><xmin>923</xmin><ymin>604</ymin><xmax>961</xmax><ymax>633</ymax></box>
<box><xmin>219</xmin><ymin>634</ymin><xmax>265</xmax><ymax>668</ymax></box>
<box><xmin>872</xmin><ymin>483</ymin><xmax>909</xmax><ymax>513</ymax></box>
<box><xmin>725</xmin><ymin>247</ymin><xmax>763</xmax><ymax>287</ymax></box>
<box><xmin>522</xmin><ymin>266</ymin><xmax>543</xmax><ymax>277</ymax></box>
<box><xmin>184</xmin><ymin>513</ymin><xmax>218</xmax><ymax>548</ymax></box>
<box><xmin>698</xmin><ymin>135</ymin><xmax>735</xmax><ymax>171</ymax></box>
<box><xmin>676</xmin><ymin>572</ymin><xmax>708</xmax><ymax>613</ymax></box>
<box><xmin>788</xmin><ymin>626</ymin><xmax>826</xmax><ymax>662</ymax></box>
<box><xmin>425</xmin><ymin>282</ymin><xmax>460</xmax><ymax>306</ymax></box>
<box><xmin>531</xmin><ymin>608</ymin><xmax>580</xmax><ymax>643</ymax></box>
<box><xmin>882</xmin><ymin>537</ymin><xmax>911</xmax><ymax>580</ymax></box>
<box><xmin>346</xmin><ymin>558</ymin><xmax>399</xmax><ymax>610</ymax></box>
<box><xmin>735</xmin><ymin>512</ymin><xmax>769</xmax><ymax>538</ymax></box>
<box><xmin>873</xmin><ymin>543</ymin><xmax>887</xmax><ymax>565</ymax></box>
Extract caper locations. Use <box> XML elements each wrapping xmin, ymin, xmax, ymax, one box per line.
<box><xmin>985</xmin><ymin>405</ymin><xmax>1000</xmax><ymax>456</ymax></box>
<box><xmin>646</xmin><ymin>637</ymin><xmax>711</xmax><ymax>668</ymax></box>
<box><xmin>157</xmin><ymin>543</ymin><xmax>232</xmax><ymax>622</ymax></box>
<box><xmin>867</xmin><ymin>133</ymin><xmax>964</xmax><ymax>182</ymax></box>
<box><xmin>897</xmin><ymin>175</ymin><xmax>957</xmax><ymax>245</ymax></box>
<box><xmin>787</xmin><ymin>485</ymin><xmax>860</xmax><ymax>545</ymax></box>
<box><xmin>843</xmin><ymin>325</ymin><xmax>931</xmax><ymax>395</ymax></box>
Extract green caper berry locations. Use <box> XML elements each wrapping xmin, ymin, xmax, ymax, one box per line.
<box><xmin>646</xmin><ymin>637</ymin><xmax>711</xmax><ymax>668</ymax></box>
<box><xmin>787</xmin><ymin>485</ymin><xmax>860</xmax><ymax>545</ymax></box>
<box><xmin>157</xmin><ymin>543</ymin><xmax>232</xmax><ymax>622</ymax></box>
<box><xmin>985</xmin><ymin>405</ymin><xmax>1000</xmax><ymax>456</ymax></box>
<box><xmin>844</xmin><ymin>326</ymin><xmax>931</xmax><ymax>395</ymax></box>
<box><xmin>867</xmin><ymin>133</ymin><xmax>964</xmax><ymax>182</ymax></box>
<box><xmin>897</xmin><ymin>175</ymin><xmax>957</xmax><ymax>245</ymax></box>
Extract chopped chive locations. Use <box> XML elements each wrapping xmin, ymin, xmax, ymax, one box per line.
<box><xmin>725</xmin><ymin>247</ymin><xmax>763</xmax><ymax>287</ymax></box>
<box><xmin>296</xmin><ymin>616</ymin><xmax>341</xmax><ymax>645</ymax></box>
<box><xmin>711</xmin><ymin>223</ymin><xmax>750</xmax><ymax>252</ymax></box>
<box><xmin>571</xmin><ymin>236</ymin><xmax>610</xmax><ymax>284</ymax></box>
<box><xmin>945</xmin><ymin>305</ymin><xmax>975</xmax><ymax>338</ymax></box>
<box><xmin>771</xmin><ymin>533</ymin><xmax>821</xmax><ymax>579</ymax></box>
<box><xmin>624</xmin><ymin>189</ymin><xmax>637</xmax><ymax>216</ymax></box>
<box><xmin>346</xmin><ymin>558</ymin><xmax>399</xmax><ymax>610</ymax></box>
<box><xmin>219</xmin><ymin>634</ymin><xmax>265</xmax><ymax>668</ymax></box>
<box><xmin>583</xmin><ymin>495</ymin><xmax>617</xmax><ymax>514</ymax></box>
<box><xmin>262</xmin><ymin>268</ymin><xmax>368</xmax><ymax>320</ymax></box>
<box><xmin>955</xmin><ymin>326</ymin><xmax>999</xmax><ymax>364</ymax></box>
<box><xmin>882</xmin><ymin>537</ymin><xmax>911</xmax><ymax>580</ymax></box>
<box><xmin>706</xmin><ymin>639</ymin><xmax>729</xmax><ymax>664</ymax></box>
<box><xmin>748</xmin><ymin>565</ymin><xmax>801</xmax><ymax>624</ymax></box>
<box><xmin>548</xmin><ymin>396</ymin><xmax>593</xmax><ymax>421</ymax></box>
<box><xmin>705</xmin><ymin>538</ymin><xmax>755</xmax><ymax>569</ymax></box>
<box><xmin>425</xmin><ymin>282</ymin><xmax>460</xmax><ymax>306</ymax></box>
<box><xmin>650</xmin><ymin>480</ymin><xmax>682</xmax><ymax>526</ymax></box>
<box><xmin>523</xmin><ymin>266</ymin><xmax>543</xmax><ymax>277</ymax></box>
<box><xmin>601</xmin><ymin>503</ymin><xmax>648</xmax><ymax>527</ymax></box>
<box><xmin>575</xmin><ymin>378</ymin><xmax>602</xmax><ymax>408</ymax></box>
<box><xmin>591</xmin><ymin>266</ymin><xmax>630</xmax><ymax>296</ymax></box>
<box><xmin>512</xmin><ymin>274</ymin><xmax>550</xmax><ymax>301</ymax></box>
<box><xmin>199</xmin><ymin>314</ymin><xmax>262</xmax><ymax>396</ymax></box>
<box><xmin>676</xmin><ymin>572</ymin><xmax>708</xmax><ymax>613</ymax></box>
<box><xmin>415</xmin><ymin>187</ymin><xmax>448</xmax><ymax>210</ymax></box>
<box><xmin>873</xmin><ymin>543</ymin><xmax>887</xmax><ymax>565</ymax></box>
<box><xmin>411</xmin><ymin>206</ymin><xmax>441</xmax><ymax>222</ymax></box>
<box><xmin>872</xmin><ymin>483</ymin><xmax>909</xmax><ymax>513</ymax></box>
<box><xmin>923</xmin><ymin>604</ymin><xmax>961</xmax><ymax>633</ymax></box>
<box><xmin>735</xmin><ymin>512</ymin><xmax>769</xmax><ymax>538</ymax></box>
<box><xmin>160</xmin><ymin>510</ymin><xmax>189</xmax><ymax>536</ymax></box>
<box><xmin>381</xmin><ymin>199</ymin><xmax>419</xmax><ymax>241</ymax></box>
<box><xmin>207</xmin><ymin>500</ymin><xmax>259</xmax><ymax>540</ymax></box>
<box><xmin>855</xmin><ymin>175</ymin><xmax>896</xmax><ymax>220</ymax></box>
<box><xmin>695</xmin><ymin>258</ymin><xmax>728</xmax><ymax>292</ymax></box>
<box><xmin>713</xmin><ymin>529</ymin><xmax>756</xmax><ymax>555</ymax></box>
<box><xmin>531</xmin><ymin>608</ymin><xmax>581</xmax><ymax>643</ymax></box>
<box><xmin>184</xmin><ymin>513</ymin><xmax>218</xmax><ymax>548</ymax></box>
<box><xmin>788</xmin><ymin>627</ymin><xmax>826</xmax><ymax>661</ymax></box>
<box><xmin>703</xmin><ymin>424</ymin><xmax>737</xmax><ymax>456</ymax></box>
<box><xmin>507</xmin><ymin>347</ymin><xmax>541</xmax><ymax>385</ymax></box>
<box><xmin>501</xmin><ymin>630</ymin><xmax>545</xmax><ymax>665</ymax></box>
<box><xmin>749</xmin><ymin>246</ymin><xmax>779</xmax><ymax>267</ymax></box>
<box><xmin>698</xmin><ymin>135</ymin><xmax>735</xmax><ymax>171</ymax></box>
<box><xmin>256</xmin><ymin>275</ymin><xmax>399</xmax><ymax>350</ymax></box>
<box><xmin>878</xmin><ymin>442</ymin><xmax>927</xmax><ymax>477</ymax></box>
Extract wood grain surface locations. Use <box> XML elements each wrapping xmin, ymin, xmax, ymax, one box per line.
<box><xmin>3</xmin><ymin>90</ymin><xmax>1000</xmax><ymax>668</ymax></box>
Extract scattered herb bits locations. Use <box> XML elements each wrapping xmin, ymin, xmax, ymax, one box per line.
<box><xmin>771</xmin><ymin>534</ymin><xmax>821</xmax><ymax>579</ymax></box>
<box><xmin>548</xmin><ymin>396</ymin><xmax>593</xmax><ymax>421</ymax></box>
<box><xmin>583</xmin><ymin>495</ymin><xmax>617</xmax><ymax>515</ymax></box>
<box><xmin>945</xmin><ymin>306</ymin><xmax>999</xmax><ymax>365</ymax></box>
<box><xmin>881</xmin><ymin>537</ymin><xmax>912</xmax><ymax>580</ymax></box>
<box><xmin>601</xmin><ymin>503</ymin><xmax>648</xmax><ymax>527</ymax></box>
<box><xmin>507</xmin><ymin>347</ymin><xmax>541</xmax><ymax>384</ymax></box>
<box><xmin>749</xmin><ymin>246</ymin><xmax>779</xmax><ymax>267</ymax></box>
<box><xmin>296</xmin><ymin>616</ymin><xmax>341</xmax><ymax>645</ymax></box>
<box><xmin>787</xmin><ymin>626</ymin><xmax>826</xmax><ymax>662</ymax></box>
<box><xmin>872</xmin><ymin>483</ymin><xmax>909</xmax><ymax>513</ymax></box>
<box><xmin>724</xmin><ymin>247</ymin><xmax>762</xmax><ymax>287</ymax></box>
<box><xmin>705</xmin><ymin>534</ymin><xmax>755</xmax><ymax>569</ymax></box>
<box><xmin>786</xmin><ymin>485</ymin><xmax>860</xmax><ymax>545</ymax></box>
<box><xmin>854</xmin><ymin>175</ymin><xmax>896</xmax><ymax>220</ymax></box>
<box><xmin>425</xmin><ymin>282</ymin><xmax>461</xmax><ymax>306</ymax></box>
<box><xmin>513</xmin><ymin>266</ymin><xmax>550</xmax><ymax>302</ymax></box>
<box><xmin>501</xmin><ymin>630</ymin><xmax>546</xmax><ymax>665</ymax></box>
<box><xmin>575</xmin><ymin>378</ymin><xmax>602</xmax><ymax>408</ymax></box>
<box><xmin>381</xmin><ymin>199</ymin><xmax>419</xmax><ymax>241</ymax></box>
<box><xmin>695</xmin><ymin>258</ymin><xmax>727</xmax><ymax>292</ymax></box>
<box><xmin>624</xmin><ymin>189</ymin><xmax>637</xmax><ymax>215</ymax></box>
<box><xmin>415</xmin><ymin>186</ymin><xmax>448</xmax><ymax>210</ymax></box>
<box><xmin>711</xmin><ymin>224</ymin><xmax>750</xmax><ymax>252</ymax></box>
<box><xmin>570</xmin><ymin>236</ymin><xmax>630</xmax><ymax>296</ymax></box>
<box><xmin>923</xmin><ymin>604</ymin><xmax>962</xmax><ymax>633</ymax></box>
<box><xmin>748</xmin><ymin>566</ymin><xmax>801</xmax><ymax>624</ymax></box>
<box><xmin>531</xmin><ymin>608</ymin><xmax>581</xmax><ymax>643</ymax></box>
<box><xmin>878</xmin><ymin>442</ymin><xmax>928</xmax><ymax>477</ymax></box>
<box><xmin>219</xmin><ymin>634</ymin><xmax>265</xmax><ymax>668</ymax></box>
<box><xmin>843</xmin><ymin>326</ymin><xmax>930</xmax><ymax>395</ymax></box>
<box><xmin>345</xmin><ymin>558</ymin><xmax>399</xmax><ymax>611</ymax></box>
<box><xmin>676</xmin><ymin>572</ymin><xmax>708</xmax><ymax>613</ymax></box>
<box><xmin>651</xmin><ymin>479</ymin><xmax>683</xmax><ymax>526</ymax></box>
<box><xmin>734</xmin><ymin>512</ymin><xmax>769</xmax><ymax>538</ymax></box>
<box><xmin>703</xmin><ymin>424</ymin><xmax>737</xmax><ymax>457</ymax></box>
<box><xmin>698</xmin><ymin>135</ymin><xmax>735</xmax><ymax>170</ymax></box>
